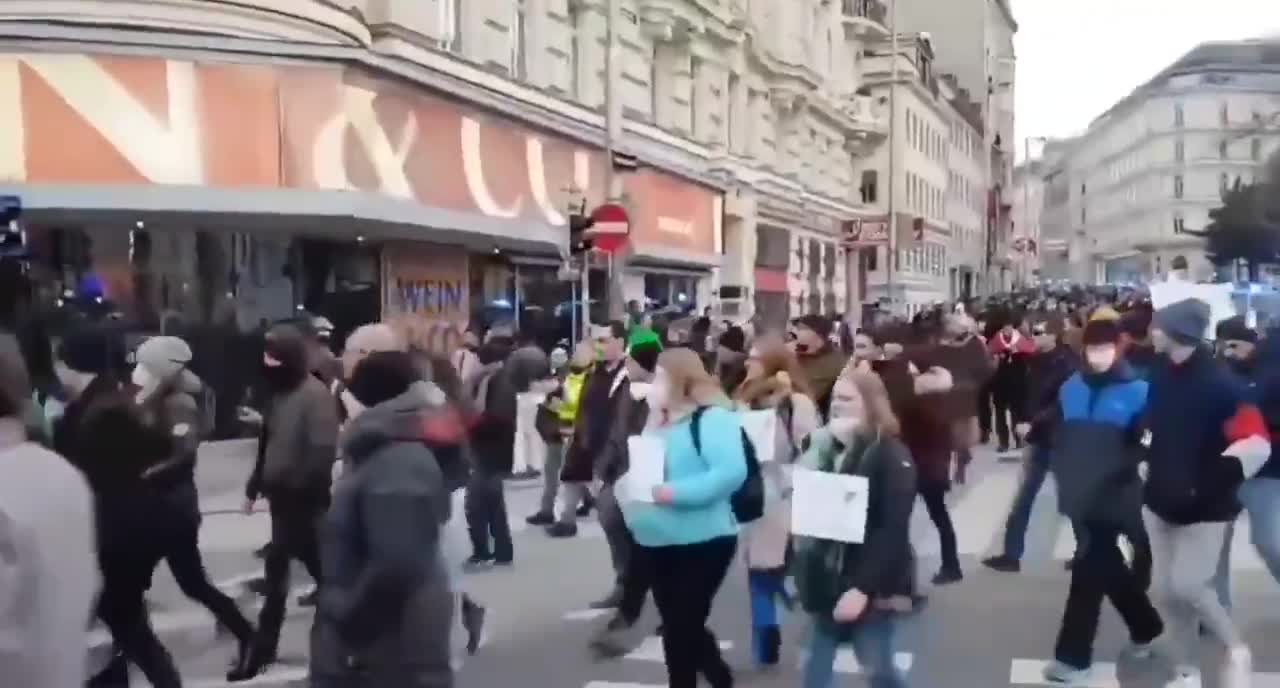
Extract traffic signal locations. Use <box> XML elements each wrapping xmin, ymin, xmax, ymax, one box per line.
<box><xmin>568</xmin><ymin>212</ymin><xmax>594</xmax><ymax>255</ymax></box>
<box><xmin>0</xmin><ymin>196</ymin><xmax>23</xmax><ymax>258</ymax></box>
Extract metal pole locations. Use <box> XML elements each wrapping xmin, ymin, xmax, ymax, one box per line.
<box><xmin>570</xmin><ymin>278</ymin><xmax>578</xmax><ymax>344</ymax></box>
<box><xmin>603</xmin><ymin>0</ymin><xmax>626</xmax><ymax>321</ymax></box>
<box><xmin>885</xmin><ymin>0</ymin><xmax>898</xmax><ymax>315</ymax></box>
<box><xmin>581</xmin><ymin>253</ymin><xmax>591</xmax><ymax>336</ymax></box>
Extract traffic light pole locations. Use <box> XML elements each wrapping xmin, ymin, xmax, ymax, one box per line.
<box><xmin>603</xmin><ymin>0</ymin><xmax>626</xmax><ymax>322</ymax></box>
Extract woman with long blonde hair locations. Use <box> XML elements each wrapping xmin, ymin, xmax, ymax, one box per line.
<box><xmin>793</xmin><ymin>365</ymin><xmax>916</xmax><ymax>688</ymax></box>
<box><xmin>619</xmin><ymin>348</ymin><xmax>746</xmax><ymax>688</ymax></box>
<box><xmin>731</xmin><ymin>343</ymin><xmax>819</xmax><ymax>668</ymax></box>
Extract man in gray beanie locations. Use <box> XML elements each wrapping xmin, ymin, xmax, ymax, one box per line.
<box><xmin>1146</xmin><ymin>296</ymin><xmax>1268</xmax><ymax>687</ymax></box>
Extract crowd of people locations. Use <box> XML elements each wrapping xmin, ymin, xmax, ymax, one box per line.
<box><xmin>0</xmin><ymin>286</ymin><xmax>1277</xmax><ymax>688</ymax></box>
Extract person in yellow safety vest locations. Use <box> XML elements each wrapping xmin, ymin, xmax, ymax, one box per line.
<box><xmin>527</xmin><ymin>342</ymin><xmax>595</xmax><ymax>526</ymax></box>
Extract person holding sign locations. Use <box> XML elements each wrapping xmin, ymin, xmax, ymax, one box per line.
<box><xmin>792</xmin><ymin>369</ymin><xmax>916</xmax><ymax>688</ymax></box>
<box><xmin>617</xmin><ymin>348</ymin><xmax>747</xmax><ymax>688</ymax></box>
<box><xmin>730</xmin><ymin>343</ymin><xmax>820</xmax><ymax>668</ymax></box>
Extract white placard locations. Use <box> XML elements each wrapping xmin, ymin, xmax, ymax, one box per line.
<box><xmin>740</xmin><ymin>410</ymin><xmax>779</xmax><ymax>463</ymax></box>
<box><xmin>790</xmin><ymin>467</ymin><xmax>869</xmax><ymax>544</ymax></box>
<box><xmin>1149</xmin><ymin>281</ymin><xmax>1236</xmax><ymax>339</ymax></box>
<box><xmin>623</xmin><ymin>435</ymin><xmax>666</xmax><ymax>503</ymax></box>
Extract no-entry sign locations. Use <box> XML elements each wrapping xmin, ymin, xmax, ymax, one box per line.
<box><xmin>589</xmin><ymin>202</ymin><xmax>630</xmax><ymax>254</ymax></box>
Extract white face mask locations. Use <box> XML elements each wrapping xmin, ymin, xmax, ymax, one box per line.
<box><xmin>1084</xmin><ymin>345</ymin><xmax>1117</xmax><ymax>372</ymax></box>
<box><xmin>132</xmin><ymin>365</ymin><xmax>160</xmax><ymax>402</ymax></box>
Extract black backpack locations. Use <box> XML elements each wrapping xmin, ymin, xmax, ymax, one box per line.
<box><xmin>690</xmin><ymin>407</ymin><xmax>765</xmax><ymax>524</ymax></box>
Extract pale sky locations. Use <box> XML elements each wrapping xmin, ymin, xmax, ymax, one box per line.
<box><xmin>1014</xmin><ymin>0</ymin><xmax>1280</xmax><ymax>157</ymax></box>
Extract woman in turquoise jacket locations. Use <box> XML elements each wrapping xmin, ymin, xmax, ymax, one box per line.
<box><xmin>619</xmin><ymin>347</ymin><xmax>747</xmax><ymax>688</ymax></box>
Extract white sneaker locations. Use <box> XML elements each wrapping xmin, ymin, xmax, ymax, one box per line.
<box><xmin>1221</xmin><ymin>645</ymin><xmax>1253</xmax><ymax>688</ymax></box>
<box><xmin>1166</xmin><ymin>668</ymin><xmax>1201</xmax><ymax>688</ymax></box>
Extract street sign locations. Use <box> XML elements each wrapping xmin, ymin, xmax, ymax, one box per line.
<box><xmin>588</xmin><ymin>202</ymin><xmax>630</xmax><ymax>254</ymax></box>
<box><xmin>841</xmin><ymin>217</ymin><xmax>890</xmax><ymax>247</ymax></box>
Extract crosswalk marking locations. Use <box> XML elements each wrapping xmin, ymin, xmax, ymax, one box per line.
<box><xmin>952</xmin><ymin>466</ymin><xmax>1024</xmax><ymax>557</ymax></box>
<box><xmin>583</xmin><ymin>683</ymin><xmax>664</xmax><ymax>688</ymax></box>
<box><xmin>564</xmin><ymin>608</ymin><xmax>611</xmax><ymax>621</ymax></box>
<box><xmin>186</xmin><ymin>666</ymin><xmax>308</xmax><ymax>688</ymax></box>
<box><xmin>797</xmin><ymin>649</ymin><xmax>915</xmax><ymax>674</ymax></box>
<box><xmin>88</xmin><ymin>585</ymin><xmax>313</xmax><ymax>647</ymax></box>
<box><xmin>1010</xmin><ymin>659</ymin><xmax>1280</xmax><ymax>687</ymax></box>
<box><xmin>624</xmin><ymin>636</ymin><xmax>732</xmax><ymax>662</ymax></box>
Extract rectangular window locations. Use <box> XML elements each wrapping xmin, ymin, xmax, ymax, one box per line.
<box><xmin>1221</xmin><ymin>172</ymin><xmax>1230</xmax><ymax>195</ymax></box>
<box><xmin>726</xmin><ymin>73</ymin><xmax>741</xmax><ymax>153</ymax></box>
<box><xmin>1252</xmin><ymin>137</ymin><xmax>1262</xmax><ymax>162</ymax></box>
<box><xmin>1174</xmin><ymin>175</ymin><xmax>1184</xmax><ymax>199</ymax></box>
<box><xmin>1174</xmin><ymin>102</ymin><xmax>1184</xmax><ymax>127</ymax></box>
<box><xmin>1220</xmin><ymin>101</ymin><xmax>1230</xmax><ymax>126</ymax></box>
<box><xmin>865</xmin><ymin>247</ymin><xmax>878</xmax><ymax>271</ymax></box>
<box><xmin>1173</xmin><ymin>214</ymin><xmax>1185</xmax><ymax>234</ymax></box>
<box><xmin>1220</xmin><ymin>139</ymin><xmax>1229</xmax><ymax>160</ymax></box>
<box><xmin>1175</xmin><ymin>139</ymin><xmax>1184</xmax><ymax>162</ymax></box>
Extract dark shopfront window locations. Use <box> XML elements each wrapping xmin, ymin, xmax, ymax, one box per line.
<box><xmin>11</xmin><ymin>225</ymin><xmax>380</xmax><ymax>437</ymax></box>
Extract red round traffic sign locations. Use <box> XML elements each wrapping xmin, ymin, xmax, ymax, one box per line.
<box><xmin>590</xmin><ymin>203</ymin><xmax>630</xmax><ymax>254</ymax></box>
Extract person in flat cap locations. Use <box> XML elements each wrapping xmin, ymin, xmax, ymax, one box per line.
<box><xmin>1146</xmin><ymin>297</ymin><xmax>1268</xmax><ymax>685</ymax></box>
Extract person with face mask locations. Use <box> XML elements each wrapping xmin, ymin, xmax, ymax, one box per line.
<box><xmin>53</xmin><ymin>328</ymin><xmax>185</xmax><ymax>688</ymax></box>
<box><xmin>231</xmin><ymin>324</ymin><xmax>340</xmax><ymax>681</ymax></box>
<box><xmin>1215</xmin><ymin>315</ymin><xmax>1258</xmax><ymax>383</ymax></box>
<box><xmin>1039</xmin><ymin>316</ymin><xmax>1163</xmax><ymax>684</ymax></box>
<box><xmin>985</xmin><ymin>318</ymin><xmax>1079</xmax><ymax>573</ymax></box>
<box><xmin>1144</xmin><ymin>298</ymin><xmax>1268</xmax><ymax>688</ymax></box>
<box><xmin>794</xmin><ymin>368</ymin><xmax>916</xmax><ymax>688</ymax></box>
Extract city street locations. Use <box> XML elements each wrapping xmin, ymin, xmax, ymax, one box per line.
<box><xmin>106</xmin><ymin>442</ymin><xmax>1280</xmax><ymax>687</ymax></box>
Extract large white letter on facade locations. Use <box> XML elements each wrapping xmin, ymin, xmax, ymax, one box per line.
<box><xmin>20</xmin><ymin>55</ymin><xmax>203</xmax><ymax>184</ymax></box>
<box><xmin>313</xmin><ymin>84</ymin><xmax>417</xmax><ymax>198</ymax></box>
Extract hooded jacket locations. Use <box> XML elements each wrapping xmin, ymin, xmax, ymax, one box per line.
<box><xmin>312</xmin><ymin>382</ymin><xmax>453</xmax><ymax>688</ymax></box>
<box><xmin>1145</xmin><ymin>346</ymin><xmax>1268</xmax><ymax>524</ymax></box>
<box><xmin>137</xmin><ymin>369</ymin><xmax>208</xmax><ymax>520</ymax></box>
<box><xmin>1048</xmin><ymin>361</ymin><xmax>1147</xmax><ymax>530</ymax></box>
<box><xmin>247</xmin><ymin>326</ymin><xmax>340</xmax><ymax>499</ymax></box>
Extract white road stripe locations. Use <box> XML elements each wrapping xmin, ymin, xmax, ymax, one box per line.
<box><xmin>584</xmin><ymin>683</ymin><xmax>664</xmax><ymax>688</ymax></box>
<box><xmin>87</xmin><ymin>585</ymin><xmax>312</xmax><ymax>647</ymax></box>
<box><xmin>797</xmin><ymin>649</ymin><xmax>914</xmax><ymax>674</ymax></box>
<box><xmin>564</xmin><ymin>608</ymin><xmax>611</xmax><ymax>621</ymax></box>
<box><xmin>951</xmin><ymin>466</ymin><xmax>1023</xmax><ymax>557</ymax></box>
<box><xmin>624</xmin><ymin>636</ymin><xmax>732</xmax><ymax>662</ymax></box>
<box><xmin>1011</xmin><ymin>659</ymin><xmax>1280</xmax><ymax>687</ymax></box>
<box><xmin>185</xmin><ymin>666</ymin><xmax>308</xmax><ymax>688</ymax></box>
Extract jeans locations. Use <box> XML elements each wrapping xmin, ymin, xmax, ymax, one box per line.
<box><xmin>648</xmin><ymin>536</ymin><xmax>737</xmax><ymax>688</ymax></box>
<box><xmin>539</xmin><ymin>442</ymin><xmax>565</xmax><ymax>515</ymax></box>
<box><xmin>748</xmin><ymin>570</ymin><xmax>788</xmax><ymax>662</ymax></box>
<box><xmin>1053</xmin><ymin>522</ymin><xmax>1163</xmax><ymax>669</ymax></box>
<box><xmin>1001</xmin><ymin>446</ymin><xmax>1050</xmax><ymax>560</ymax></box>
<box><xmin>1238</xmin><ymin>476</ymin><xmax>1280</xmax><ymax>584</ymax></box>
<box><xmin>803</xmin><ymin>613</ymin><xmax>907</xmax><ymax>688</ymax></box>
<box><xmin>596</xmin><ymin>483</ymin><xmax>632</xmax><ymax>585</ymax></box>
<box><xmin>465</xmin><ymin>472</ymin><xmax>513</xmax><ymax>561</ymax></box>
<box><xmin>921</xmin><ymin>487</ymin><xmax>960</xmax><ymax>573</ymax></box>
<box><xmin>512</xmin><ymin>392</ymin><xmax>546</xmax><ymax>475</ymax></box>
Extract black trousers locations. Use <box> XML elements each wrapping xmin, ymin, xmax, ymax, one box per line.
<box><xmin>94</xmin><ymin>561</ymin><xmax>182</xmax><ymax>688</ymax></box>
<box><xmin>617</xmin><ymin>529</ymin><xmax>653</xmax><ymax>623</ymax></box>
<box><xmin>921</xmin><ymin>487</ymin><xmax>960</xmax><ymax>573</ymax></box>
<box><xmin>465</xmin><ymin>472</ymin><xmax>513</xmax><ymax>561</ymax></box>
<box><xmin>978</xmin><ymin>383</ymin><xmax>994</xmax><ymax>441</ymax></box>
<box><xmin>1054</xmin><ymin>522</ymin><xmax>1163</xmax><ymax>669</ymax></box>
<box><xmin>253</xmin><ymin>490</ymin><xmax>325</xmax><ymax>652</ymax></box>
<box><xmin>648</xmin><ymin>536</ymin><xmax>737</xmax><ymax>688</ymax></box>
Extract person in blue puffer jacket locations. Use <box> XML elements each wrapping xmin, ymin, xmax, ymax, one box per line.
<box><xmin>619</xmin><ymin>347</ymin><xmax>747</xmax><ymax>688</ymax></box>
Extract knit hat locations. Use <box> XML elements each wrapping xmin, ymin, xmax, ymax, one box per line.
<box><xmin>1154</xmin><ymin>298</ymin><xmax>1210</xmax><ymax>346</ymax></box>
<box><xmin>1082</xmin><ymin>318</ymin><xmax>1122</xmax><ymax>346</ymax></box>
<box><xmin>134</xmin><ymin>336</ymin><xmax>194</xmax><ymax>381</ymax></box>
<box><xmin>796</xmin><ymin>314</ymin><xmax>833</xmax><ymax>340</ymax></box>
<box><xmin>347</xmin><ymin>351</ymin><xmax>418</xmax><ymax>408</ymax></box>
<box><xmin>56</xmin><ymin>328</ymin><xmax>116</xmax><ymax>375</ymax></box>
<box><xmin>628</xmin><ymin>339</ymin><xmax>661</xmax><ymax>374</ymax></box>
<box><xmin>1215</xmin><ymin>315</ymin><xmax>1257</xmax><ymax>344</ymax></box>
<box><xmin>718</xmin><ymin>326</ymin><xmax>746</xmax><ymax>354</ymax></box>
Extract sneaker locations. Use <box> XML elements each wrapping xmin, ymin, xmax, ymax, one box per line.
<box><xmin>1042</xmin><ymin>660</ymin><xmax>1090</xmax><ymax>684</ymax></box>
<box><xmin>526</xmin><ymin>511</ymin><xmax>555</xmax><ymax>526</ymax></box>
<box><xmin>932</xmin><ymin>568</ymin><xmax>963</xmax><ymax>585</ymax></box>
<box><xmin>464</xmin><ymin>555</ymin><xmax>494</xmax><ymax>571</ymax></box>
<box><xmin>492</xmin><ymin>556</ymin><xmax>514</xmax><ymax>567</ymax></box>
<box><xmin>1221</xmin><ymin>646</ymin><xmax>1252</xmax><ymax>688</ymax></box>
<box><xmin>589</xmin><ymin>588</ymin><xmax>623</xmax><ymax>609</ymax></box>
<box><xmin>577</xmin><ymin>498</ymin><xmax>594</xmax><ymax>517</ymax></box>
<box><xmin>546</xmin><ymin>522</ymin><xmax>578</xmax><ymax>538</ymax></box>
<box><xmin>982</xmin><ymin>554</ymin><xmax>1021</xmax><ymax>573</ymax></box>
<box><xmin>296</xmin><ymin>587</ymin><xmax>317</xmax><ymax>607</ymax></box>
